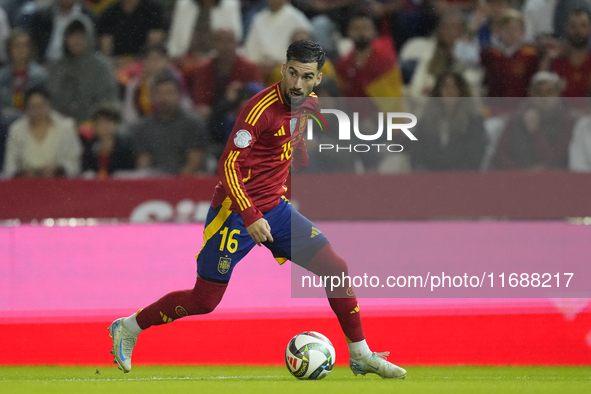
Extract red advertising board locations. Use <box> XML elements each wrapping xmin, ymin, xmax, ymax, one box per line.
<box><xmin>1</xmin><ymin>171</ymin><xmax>591</xmax><ymax>221</ymax></box>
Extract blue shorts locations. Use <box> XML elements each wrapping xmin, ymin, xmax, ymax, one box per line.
<box><xmin>196</xmin><ymin>197</ymin><xmax>329</xmax><ymax>283</ymax></box>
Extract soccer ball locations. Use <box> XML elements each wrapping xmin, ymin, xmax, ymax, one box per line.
<box><xmin>285</xmin><ymin>331</ymin><xmax>336</xmax><ymax>380</ymax></box>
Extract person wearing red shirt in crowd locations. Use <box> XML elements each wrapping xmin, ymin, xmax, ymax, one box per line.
<box><xmin>494</xmin><ymin>71</ymin><xmax>575</xmax><ymax>170</ymax></box>
<box><xmin>192</xmin><ymin>29</ymin><xmax>262</xmax><ymax>129</ymax></box>
<box><xmin>480</xmin><ymin>9</ymin><xmax>540</xmax><ymax>98</ymax></box>
<box><xmin>548</xmin><ymin>8</ymin><xmax>591</xmax><ymax>98</ymax></box>
<box><xmin>335</xmin><ymin>10</ymin><xmax>403</xmax><ymax>99</ymax></box>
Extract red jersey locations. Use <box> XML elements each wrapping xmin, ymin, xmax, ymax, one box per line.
<box><xmin>212</xmin><ymin>82</ymin><xmax>315</xmax><ymax>227</ymax></box>
<box><xmin>551</xmin><ymin>54</ymin><xmax>591</xmax><ymax>97</ymax></box>
<box><xmin>190</xmin><ymin>55</ymin><xmax>262</xmax><ymax>106</ymax></box>
<box><xmin>335</xmin><ymin>36</ymin><xmax>398</xmax><ymax>98</ymax></box>
<box><xmin>481</xmin><ymin>46</ymin><xmax>540</xmax><ymax>97</ymax></box>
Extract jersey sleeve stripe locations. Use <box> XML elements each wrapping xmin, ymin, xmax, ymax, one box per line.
<box><xmin>224</xmin><ymin>151</ymin><xmax>245</xmax><ymax>211</ymax></box>
<box><xmin>247</xmin><ymin>94</ymin><xmax>277</xmax><ymax>126</ymax></box>
<box><xmin>225</xmin><ymin>151</ymin><xmax>246</xmax><ymax>211</ymax></box>
<box><xmin>225</xmin><ymin>150</ymin><xmax>251</xmax><ymax>211</ymax></box>
<box><xmin>251</xmin><ymin>97</ymin><xmax>278</xmax><ymax>126</ymax></box>
<box><xmin>229</xmin><ymin>151</ymin><xmax>251</xmax><ymax>209</ymax></box>
<box><xmin>246</xmin><ymin>90</ymin><xmax>276</xmax><ymax>124</ymax></box>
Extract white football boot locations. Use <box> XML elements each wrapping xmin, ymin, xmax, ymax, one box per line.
<box><xmin>349</xmin><ymin>352</ymin><xmax>407</xmax><ymax>379</ymax></box>
<box><xmin>108</xmin><ymin>318</ymin><xmax>137</xmax><ymax>373</ymax></box>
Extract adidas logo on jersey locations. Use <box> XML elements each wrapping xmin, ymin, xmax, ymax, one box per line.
<box><xmin>311</xmin><ymin>226</ymin><xmax>321</xmax><ymax>238</ymax></box>
<box><xmin>274</xmin><ymin>126</ymin><xmax>286</xmax><ymax>136</ymax></box>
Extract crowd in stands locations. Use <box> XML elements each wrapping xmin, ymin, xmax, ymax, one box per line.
<box><xmin>2</xmin><ymin>0</ymin><xmax>591</xmax><ymax>178</ymax></box>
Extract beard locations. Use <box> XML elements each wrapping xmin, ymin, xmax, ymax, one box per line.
<box><xmin>353</xmin><ymin>37</ymin><xmax>372</xmax><ymax>51</ymax></box>
<box><xmin>283</xmin><ymin>89</ymin><xmax>308</xmax><ymax>107</ymax></box>
<box><xmin>568</xmin><ymin>35</ymin><xmax>590</xmax><ymax>49</ymax></box>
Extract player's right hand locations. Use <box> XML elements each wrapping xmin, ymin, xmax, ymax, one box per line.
<box><xmin>247</xmin><ymin>218</ymin><xmax>274</xmax><ymax>246</ymax></box>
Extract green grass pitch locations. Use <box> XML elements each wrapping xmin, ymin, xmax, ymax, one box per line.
<box><xmin>1</xmin><ymin>366</ymin><xmax>590</xmax><ymax>394</ymax></box>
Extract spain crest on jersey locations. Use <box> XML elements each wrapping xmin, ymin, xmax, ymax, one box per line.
<box><xmin>218</xmin><ymin>257</ymin><xmax>231</xmax><ymax>274</ymax></box>
<box><xmin>299</xmin><ymin>114</ymin><xmax>307</xmax><ymax>133</ymax></box>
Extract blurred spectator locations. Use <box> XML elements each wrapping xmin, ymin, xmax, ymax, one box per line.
<box><xmin>48</xmin><ymin>20</ymin><xmax>118</xmax><ymax>124</ymax></box>
<box><xmin>468</xmin><ymin>0</ymin><xmax>510</xmax><ymax>47</ymax></box>
<box><xmin>376</xmin><ymin>0</ymin><xmax>439</xmax><ymax>52</ymax></box>
<box><xmin>121</xmin><ymin>44</ymin><xmax>189</xmax><ymax>125</ymax></box>
<box><xmin>167</xmin><ymin>0</ymin><xmax>242</xmax><ymax>58</ymax></box>
<box><xmin>243</xmin><ymin>0</ymin><xmax>312</xmax><ymax>80</ymax></box>
<box><xmin>0</xmin><ymin>29</ymin><xmax>48</xmax><ymax>124</ymax></box>
<box><xmin>82</xmin><ymin>103</ymin><xmax>135</xmax><ymax>177</ymax></box>
<box><xmin>295</xmin><ymin>0</ymin><xmax>359</xmax><ymax>61</ymax></box>
<box><xmin>480</xmin><ymin>9</ymin><xmax>540</xmax><ymax>97</ymax></box>
<box><xmin>98</xmin><ymin>0</ymin><xmax>165</xmax><ymax>57</ymax></box>
<box><xmin>27</xmin><ymin>0</ymin><xmax>96</xmax><ymax>63</ymax></box>
<box><xmin>569</xmin><ymin>106</ymin><xmax>591</xmax><ymax>170</ymax></box>
<box><xmin>524</xmin><ymin>0</ymin><xmax>591</xmax><ymax>41</ymax></box>
<box><xmin>494</xmin><ymin>71</ymin><xmax>574</xmax><ymax>169</ymax></box>
<box><xmin>0</xmin><ymin>5</ymin><xmax>9</xmax><ymax>63</ymax></box>
<box><xmin>335</xmin><ymin>11</ymin><xmax>403</xmax><ymax>99</ymax></box>
<box><xmin>400</xmin><ymin>9</ymin><xmax>483</xmax><ymax>98</ymax></box>
<box><xmin>3</xmin><ymin>86</ymin><xmax>82</xmax><ymax>177</ymax></box>
<box><xmin>552</xmin><ymin>0</ymin><xmax>591</xmax><ymax>39</ymax></box>
<box><xmin>134</xmin><ymin>71</ymin><xmax>209</xmax><ymax>175</ymax></box>
<box><xmin>546</xmin><ymin>8</ymin><xmax>591</xmax><ymax>98</ymax></box>
<box><xmin>189</xmin><ymin>29</ymin><xmax>261</xmax><ymax>145</ymax></box>
<box><xmin>209</xmin><ymin>81</ymin><xmax>265</xmax><ymax>159</ymax></box>
<box><xmin>410</xmin><ymin>71</ymin><xmax>487</xmax><ymax>171</ymax></box>
<box><xmin>267</xmin><ymin>29</ymin><xmax>337</xmax><ymax>85</ymax></box>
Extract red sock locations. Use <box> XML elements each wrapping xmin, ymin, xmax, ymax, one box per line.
<box><xmin>136</xmin><ymin>276</ymin><xmax>227</xmax><ymax>330</ymax></box>
<box><xmin>307</xmin><ymin>244</ymin><xmax>365</xmax><ymax>343</ymax></box>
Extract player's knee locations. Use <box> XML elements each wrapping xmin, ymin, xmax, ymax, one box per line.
<box><xmin>191</xmin><ymin>277</ymin><xmax>228</xmax><ymax>315</ymax></box>
<box><xmin>308</xmin><ymin>244</ymin><xmax>349</xmax><ymax>277</ymax></box>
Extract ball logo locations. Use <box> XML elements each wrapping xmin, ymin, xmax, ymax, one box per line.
<box><xmin>175</xmin><ymin>306</ymin><xmax>188</xmax><ymax>318</ymax></box>
<box><xmin>234</xmin><ymin>129</ymin><xmax>252</xmax><ymax>148</ymax></box>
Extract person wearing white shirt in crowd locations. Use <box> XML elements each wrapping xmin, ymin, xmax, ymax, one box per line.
<box><xmin>243</xmin><ymin>0</ymin><xmax>312</xmax><ymax>79</ymax></box>
<box><xmin>167</xmin><ymin>0</ymin><xmax>243</xmax><ymax>58</ymax></box>
<box><xmin>3</xmin><ymin>86</ymin><xmax>82</xmax><ymax>178</ymax></box>
<box><xmin>569</xmin><ymin>112</ymin><xmax>591</xmax><ymax>171</ymax></box>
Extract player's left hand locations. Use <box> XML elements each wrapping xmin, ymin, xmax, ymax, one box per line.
<box><xmin>247</xmin><ymin>218</ymin><xmax>274</xmax><ymax>246</ymax></box>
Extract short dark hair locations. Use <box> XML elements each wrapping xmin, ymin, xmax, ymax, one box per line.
<box><xmin>286</xmin><ymin>40</ymin><xmax>326</xmax><ymax>70</ymax></box>
<box><xmin>431</xmin><ymin>70</ymin><xmax>472</xmax><ymax>98</ymax></box>
<box><xmin>346</xmin><ymin>8</ymin><xmax>378</xmax><ymax>30</ymax></box>
<box><xmin>24</xmin><ymin>85</ymin><xmax>51</xmax><ymax>105</ymax></box>
<box><xmin>64</xmin><ymin>19</ymin><xmax>87</xmax><ymax>37</ymax></box>
<box><xmin>153</xmin><ymin>69</ymin><xmax>181</xmax><ymax>91</ymax></box>
<box><xmin>92</xmin><ymin>102</ymin><xmax>121</xmax><ymax>122</ymax></box>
